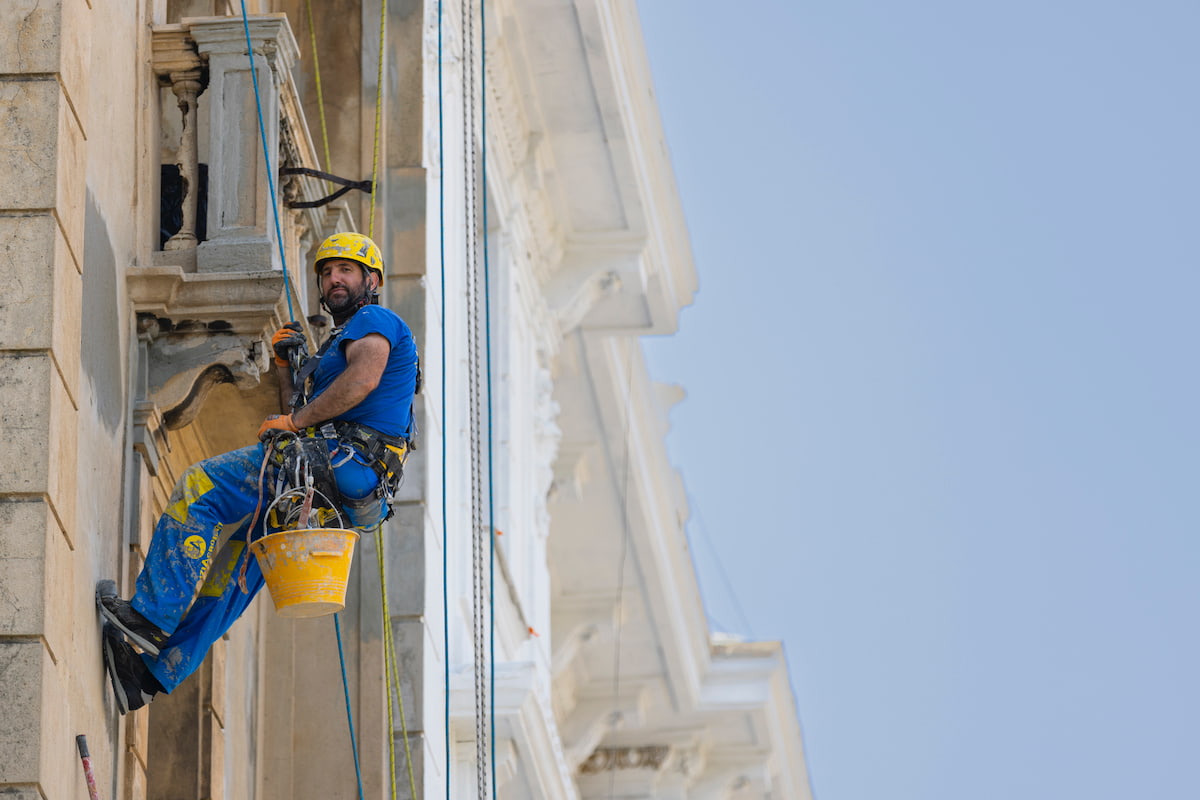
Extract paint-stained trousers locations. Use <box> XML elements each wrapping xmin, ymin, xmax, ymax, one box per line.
<box><xmin>131</xmin><ymin>442</ymin><xmax>382</xmax><ymax>693</ymax></box>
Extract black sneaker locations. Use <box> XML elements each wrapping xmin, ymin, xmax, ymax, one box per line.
<box><xmin>96</xmin><ymin>579</ymin><xmax>168</xmax><ymax>657</ymax></box>
<box><xmin>102</xmin><ymin>623</ymin><xmax>158</xmax><ymax>715</ymax></box>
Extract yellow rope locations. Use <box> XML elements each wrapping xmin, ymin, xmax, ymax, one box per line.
<box><xmin>368</xmin><ymin>0</ymin><xmax>387</xmax><ymax>240</ymax></box>
<box><xmin>374</xmin><ymin>521</ymin><xmax>418</xmax><ymax>800</ymax></box>
<box><xmin>373</xmin><ymin>524</ymin><xmax>399</xmax><ymax>798</ymax></box>
<box><xmin>385</xmin><ymin>558</ymin><xmax>418</xmax><ymax>797</ymax></box>
<box><xmin>304</xmin><ymin>0</ymin><xmax>334</xmax><ymax>190</ymax></box>
<box><xmin>306</xmin><ymin>3</ymin><xmax>417</xmax><ymax>795</ymax></box>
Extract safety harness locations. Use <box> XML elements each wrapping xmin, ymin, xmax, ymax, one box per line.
<box><xmin>272</xmin><ymin>310</ymin><xmax>420</xmax><ymax>528</ymax></box>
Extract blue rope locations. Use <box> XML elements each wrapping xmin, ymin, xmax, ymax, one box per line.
<box><xmin>438</xmin><ymin>3</ymin><xmax>451</xmax><ymax>800</ymax></box>
<box><xmin>480</xmin><ymin>0</ymin><xmax>497</xmax><ymax>795</ymax></box>
<box><xmin>238</xmin><ymin>7</ymin><xmax>365</xmax><ymax>797</ymax></box>
<box><xmin>335</xmin><ymin>614</ymin><xmax>367</xmax><ymax>800</ymax></box>
<box><xmin>238</xmin><ymin>1</ymin><xmax>297</xmax><ymax>323</ymax></box>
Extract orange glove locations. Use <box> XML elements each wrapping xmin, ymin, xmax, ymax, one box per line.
<box><xmin>258</xmin><ymin>414</ymin><xmax>298</xmax><ymax>440</ymax></box>
<box><xmin>271</xmin><ymin>322</ymin><xmax>305</xmax><ymax>367</ymax></box>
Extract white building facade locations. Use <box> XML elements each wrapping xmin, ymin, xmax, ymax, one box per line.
<box><xmin>0</xmin><ymin>1</ymin><xmax>812</xmax><ymax>797</ymax></box>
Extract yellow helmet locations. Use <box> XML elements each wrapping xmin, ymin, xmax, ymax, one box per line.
<box><xmin>313</xmin><ymin>232</ymin><xmax>385</xmax><ymax>286</ymax></box>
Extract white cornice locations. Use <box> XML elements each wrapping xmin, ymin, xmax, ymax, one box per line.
<box><xmin>487</xmin><ymin>0</ymin><xmax>697</xmax><ymax>337</ymax></box>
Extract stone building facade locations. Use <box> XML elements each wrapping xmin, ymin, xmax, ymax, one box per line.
<box><xmin>0</xmin><ymin>1</ymin><xmax>812</xmax><ymax>797</ymax></box>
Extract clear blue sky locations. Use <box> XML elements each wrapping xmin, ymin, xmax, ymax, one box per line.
<box><xmin>635</xmin><ymin>3</ymin><xmax>1199</xmax><ymax>799</ymax></box>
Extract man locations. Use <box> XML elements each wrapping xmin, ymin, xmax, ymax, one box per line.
<box><xmin>98</xmin><ymin>232</ymin><xmax>419</xmax><ymax>714</ymax></box>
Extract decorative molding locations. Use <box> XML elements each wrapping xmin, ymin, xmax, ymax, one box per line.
<box><xmin>128</xmin><ymin>267</ymin><xmax>286</xmax><ymax>335</ymax></box>
<box><xmin>548</xmin><ymin>440</ymin><xmax>592</xmax><ymax>504</ymax></box>
<box><xmin>532</xmin><ymin>361</ymin><xmax>561</xmax><ymax>538</ymax></box>
<box><xmin>578</xmin><ymin>745</ymin><xmax>670</xmax><ymax>775</ymax></box>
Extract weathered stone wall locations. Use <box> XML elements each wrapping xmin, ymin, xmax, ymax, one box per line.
<box><xmin>0</xmin><ymin>2</ymin><xmax>339</xmax><ymax>798</ymax></box>
<box><xmin>0</xmin><ymin>1</ymin><xmax>92</xmax><ymax>798</ymax></box>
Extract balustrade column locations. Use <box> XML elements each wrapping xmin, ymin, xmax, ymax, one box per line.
<box><xmin>163</xmin><ymin>68</ymin><xmax>203</xmax><ymax>250</ymax></box>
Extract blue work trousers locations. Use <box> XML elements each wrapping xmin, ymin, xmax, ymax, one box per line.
<box><xmin>132</xmin><ymin>442</ymin><xmax>382</xmax><ymax>693</ymax></box>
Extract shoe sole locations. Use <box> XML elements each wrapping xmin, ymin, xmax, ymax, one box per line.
<box><xmin>96</xmin><ymin>580</ymin><xmax>162</xmax><ymax>657</ymax></box>
<box><xmin>101</xmin><ymin>624</ymin><xmax>131</xmax><ymax>715</ymax></box>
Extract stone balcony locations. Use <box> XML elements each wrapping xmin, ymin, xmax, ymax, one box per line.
<box><xmin>129</xmin><ymin>14</ymin><xmax>355</xmax><ymax>432</ymax></box>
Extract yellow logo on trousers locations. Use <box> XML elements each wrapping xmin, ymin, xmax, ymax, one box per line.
<box><xmin>184</xmin><ymin>535</ymin><xmax>207</xmax><ymax>559</ymax></box>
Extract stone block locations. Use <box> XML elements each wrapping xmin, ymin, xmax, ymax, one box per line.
<box><xmin>36</xmin><ymin>664</ymin><xmax>72</xmax><ymax>800</ymax></box>
<box><xmin>208</xmin><ymin>637</ymin><xmax>227</xmax><ymax>729</ymax></box>
<box><xmin>0</xmin><ymin>214</ymin><xmax>83</xmax><ymax>402</ymax></box>
<box><xmin>55</xmin><ymin>83</ymin><xmax>87</xmax><ymax>263</ymax></box>
<box><xmin>0</xmin><ymin>0</ymin><xmax>90</xmax><ymax>126</ymax></box>
<box><xmin>383</xmin><ymin>169</ymin><xmax>427</xmax><ymax>278</ymax></box>
<box><xmin>0</xmin><ymin>78</ymin><xmax>86</xmax><ymax>259</ymax></box>
<box><xmin>0</xmin><ymin>1</ymin><xmax>60</xmax><ymax>74</ymax></box>
<box><xmin>0</xmin><ymin>353</ymin><xmax>79</xmax><ymax>539</ymax></box>
<box><xmin>0</xmin><ymin>640</ymin><xmax>64</xmax><ymax>786</ymax></box>
<box><xmin>0</xmin><ymin>644</ymin><xmax>40</xmax><ymax>783</ymax></box>
<box><xmin>147</xmin><ymin>672</ymin><xmax>202</xmax><ymax>794</ymax></box>
<box><xmin>124</xmin><ymin>751</ymin><xmax>148</xmax><ymax>800</ymax></box>
<box><xmin>125</xmin><ymin>691</ymin><xmax>150</xmax><ymax>773</ymax></box>
<box><xmin>0</xmin><ymin>498</ymin><xmax>71</xmax><ymax>656</ymax></box>
<box><xmin>385</xmin><ymin>273</ymin><xmax>427</xmax><ymax>352</ymax></box>
<box><xmin>384</xmin><ymin>0</ymin><xmax>424</xmax><ymax>168</ymax></box>
<box><xmin>0</xmin><ymin>80</ymin><xmax>58</xmax><ymax>209</ymax></box>
<box><xmin>390</xmin><ymin>617</ymin><xmax>425</xmax><ymax>731</ymax></box>
<box><xmin>391</xmin><ymin>403</ymin><xmax>428</xmax><ymax>505</ymax></box>
<box><xmin>59</xmin><ymin>0</ymin><xmax>91</xmax><ymax>131</ymax></box>
<box><xmin>392</xmin><ymin>732</ymin><xmax>425</xmax><ymax>800</ymax></box>
<box><xmin>284</xmin><ymin>612</ymin><xmax>369</xmax><ymax>798</ymax></box>
<box><xmin>41</xmin><ymin>499</ymin><xmax>72</xmax><ymax>660</ymax></box>
<box><xmin>385</xmin><ymin>502</ymin><xmax>426</xmax><ymax>616</ymax></box>
<box><xmin>205</xmin><ymin>708</ymin><xmax>227</xmax><ymax>800</ymax></box>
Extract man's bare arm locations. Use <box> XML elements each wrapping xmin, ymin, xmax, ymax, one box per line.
<box><xmin>290</xmin><ymin>333</ymin><xmax>390</xmax><ymax>429</ymax></box>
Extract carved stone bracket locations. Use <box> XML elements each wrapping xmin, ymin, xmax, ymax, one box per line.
<box><xmin>579</xmin><ymin>745</ymin><xmax>671</xmax><ymax>774</ymax></box>
<box><xmin>137</xmin><ymin>314</ymin><xmax>264</xmax><ymax>430</ymax></box>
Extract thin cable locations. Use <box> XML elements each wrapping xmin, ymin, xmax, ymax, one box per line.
<box><xmin>335</xmin><ymin>614</ymin><xmax>367</xmax><ymax>800</ymax></box>
<box><xmin>303</xmin><ymin>0</ymin><xmax>334</xmax><ymax>188</ymax></box>
<box><xmin>688</xmin><ymin>496</ymin><xmax>755</xmax><ymax>637</ymax></box>
<box><xmin>463</xmin><ymin>0</ymin><xmax>491</xmax><ymax>794</ymax></box>
<box><xmin>374</xmin><ymin>522</ymin><xmax>398</xmax><ymax>798</ymax></box>
<box><xmin>480</xmin><ymin>0</ymin><xmax>497</xmax><ymax>794</ymax></box>
<box><xmin>238</xmin><ymin>0</ymin><xmax>296</xmax><ymax>322</ymax></box>
<box><xmin>438</xmin><ymin>2</ymin><xmax>452</xmax><ymax>799</ymax></box>
<box><xmin>368</xmin><ymin>0</ymin><xmax>388</xmax><ymax>240</ymax></box>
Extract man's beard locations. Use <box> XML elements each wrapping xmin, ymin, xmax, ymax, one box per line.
<box><xmin>324</xmin><ymin>285</ymin><xmax>371</xmax><ymax>318</ymax></box>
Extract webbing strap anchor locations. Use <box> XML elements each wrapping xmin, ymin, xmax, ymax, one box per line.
<box><xmin>280</xmin><ymin>167</ymin><xmax>373</xmax><ymax>209</ymax></box>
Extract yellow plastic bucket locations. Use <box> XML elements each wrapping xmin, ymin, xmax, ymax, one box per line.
<box><xmin>250</xmin><ymin>528</ymin><xmax>359</xmax><ymax>618</ymax></box>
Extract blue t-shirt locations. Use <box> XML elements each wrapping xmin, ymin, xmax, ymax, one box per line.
<box><xmin>310</xmin><ymin>305</ymin><xmax>418</xmax><ymax>438</ymax></box>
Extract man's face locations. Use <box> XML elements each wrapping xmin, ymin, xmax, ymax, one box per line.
<box><xmin>319</xmin><ymin>258</ymin><xmax>377</xmax><ymax>316</ymax></box>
